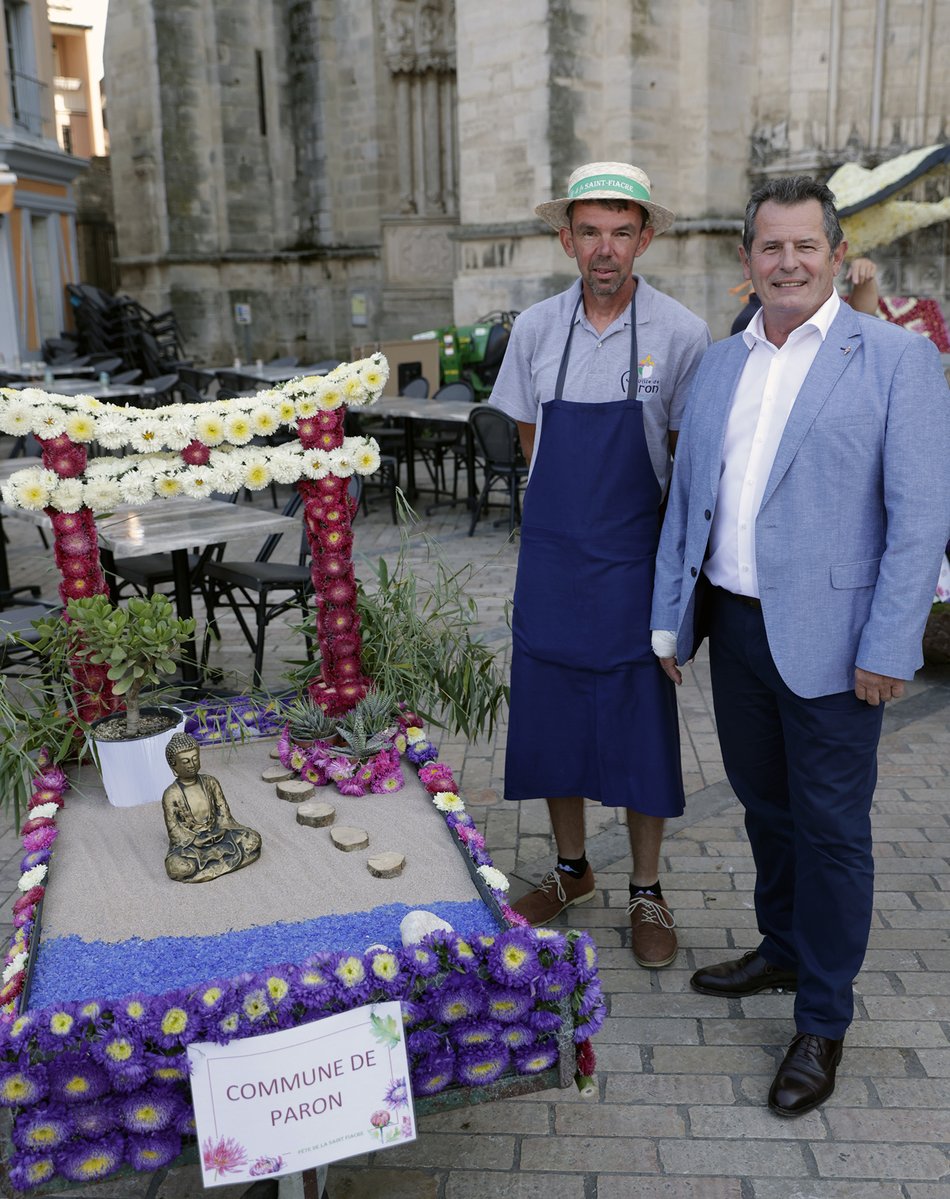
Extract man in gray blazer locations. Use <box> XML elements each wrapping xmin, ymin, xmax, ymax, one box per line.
<box><xmin>651</xmin><ymin>175</ymin><xmax>950</xmax><ymax>1117</ymax></box>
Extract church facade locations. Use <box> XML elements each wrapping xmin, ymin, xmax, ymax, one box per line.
<box><xmin>104</xmin><ymin>0</ymin><xmax>949</xmax><ymax>363</ymax></box>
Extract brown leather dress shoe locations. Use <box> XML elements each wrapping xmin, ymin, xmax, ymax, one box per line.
<box><xmin>768</xmin><ymin>1032</ymin><xmax>843</xmax><ymax>1116</ymax></box>
<box><xmin>690</xmin><ymin>949</ymin><xmax>798</xmax><ymax>996</ymax></box>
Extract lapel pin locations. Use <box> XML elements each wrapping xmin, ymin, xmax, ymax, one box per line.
<box><xmin>841</xmin><ymin>346</ymin><xmax>852</xmax><ymax>354</ymax></box>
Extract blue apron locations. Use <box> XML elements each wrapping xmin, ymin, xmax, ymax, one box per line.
<box><xmin>504</xmin><ymin>291</ymin><xmax>684</xmax><ymax>815</ymax></box>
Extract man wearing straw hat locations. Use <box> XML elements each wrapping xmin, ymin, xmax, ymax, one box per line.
<box><xmin>651</xmin><ymin>175</ymin><xmax>950</xmax><ymax>1114</ymax></box>
<box><xmin>490</xmin><ymin>161</ymin><xmax>710</xmax><ymax>969</ymax></box>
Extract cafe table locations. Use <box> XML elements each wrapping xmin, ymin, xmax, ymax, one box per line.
<box><xmin>9</xmin><ymin>377</ymin><xmax>157</xmax><ymax>405</ymax></box>
<box><xmin>1</xmin><ymin>361</ymin><xmax>97</xmax><ymax>381</ymax></box>
<box><xmin>368</xmin><ymin>395</ymin><xmax>480</xmax><ymax>504</ymax></box>
<box><xmin>0</xmin><ymin>490</ymin><xmax>301</xmax><ymax>689</ymax></box>
<box><xmin>213</xmin><ymin>361</ymin><xmax>333</xmax><ymax>385</ymax></box>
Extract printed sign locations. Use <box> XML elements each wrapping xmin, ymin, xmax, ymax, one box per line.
<box><xmin>187</xmin><ymin>1002</ymin><xmax>415</xmax><ymax>1187</ymax></box>
<box><xmin>234</xmin><ymin>303</ymin><xmax>253</xmax><ymax>325</ymax></box>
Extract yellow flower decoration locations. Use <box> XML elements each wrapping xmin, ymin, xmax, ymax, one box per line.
<box><xmin>335</xmin><ymin>956</ymin><xmax>366</xmax><ymax>987</ymax></box>
<box><xmin>371</xmin><ymin>952</ymin><xmax>399</xmax><ymax>981</ymax></box>
<box><xmin>267</xmin><ymin>976</ymin><xmax>290</xmax><ymax>1002</ymax></box>
<box><xmin>49</xmin><ymin>1011</ymin><xmax>74</xmax><ymax>1037</ymax></box>
<box><xmin>65</xmin><ymin>413</ymin><xmax>96</xmax><ymax>442</ymax></box>
<box><xmin>201</xmin><ymin>986</ymin><xmax>223</xmax><ymax>1008</ymax></box>
<box><xmin>105</xmin><ymin>1038</ymin><xmax>134</xmax><ymax>1063</ymax></box>
<box><xmin>161</xmin><ymin>1007</ymin><xmax>188</xmax><ymax>1036</ymax></box>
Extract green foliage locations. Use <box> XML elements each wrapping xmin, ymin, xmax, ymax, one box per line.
<box><xmin>285</xmin><ymin>697</ymin><xmax>340</xmax><ymax>744</ymax></box>
<box><xmin>333</xmin><ymin>705</ymin><xmax>395</xmax><ymax>761</ymax></box>
<box><xmin>301</xmin><ymin>517</ymin><xmax>508</xmax><ymax>741</ymax></box>
<box><xmin>32</xmin><ymin>594</ymin><xmax>195</xmax><ymax>738</ymax></box>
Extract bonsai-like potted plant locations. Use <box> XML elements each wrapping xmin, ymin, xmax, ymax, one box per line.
<box><xmin>31</xmin><ymin>594</ymin><xmax>196</xmax><ymax>807</ymax></box>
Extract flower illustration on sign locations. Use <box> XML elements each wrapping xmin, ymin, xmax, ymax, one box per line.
<box><xmin>249</xmin><ymin>1156</ymin><xmax>284</xmax><ymax>1177</ymax></box>
<box><xmin>202</xmin><ymin>1135</ymin><xmax>248</xmax><ymax>1177</ymax></box>
<box><xmin>369</xmin><ymin>1109</ymin><xmax>391</xmax><ymax>1141</ymax></box>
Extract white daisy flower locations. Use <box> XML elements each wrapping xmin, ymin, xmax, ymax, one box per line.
<box><xmin>1</xmin><ymin>403</ymin><xmax>33</xmax><ymax>435</ymax></box>
<box><xmin>18</xmin><ymin>863</ymin><xmax>48</xmax><ymax>891</ymax></box>
<box><xmin>225</xmin><ymin>413</ymin><xmax>253</xmax><ymax>445</ymax></box>
<box><xmin>195</xmin><ymin>413</ymin><xmax>227</xmax><ymax>446</ymax></box>
<box><xmin>251</xmin><ymin>407</ymin><xmax>278</xmax><ymax>436</ymax></box>
<box><xmin>51</xmin><ymin>478</ymin><xmax>85</xmax><ymax>513</ymax></box>
<box><xmin>327</xmin><ymin>448</ymin><xmax>355</xmax><ymax>477</ymax></box>
<box><xmin>476</xmin><ymin>865</ymin><xmax>510</xmax><ymax>893</ymax></box>
<box><xmin>351</xmin><ymin>439</ymin><xmax>381</xmax><ymax>474</ymax></box>
<box><xmin>84</xmin><ymin>479</ymin><xmax>123</xmax><ymax>511</ymax></box>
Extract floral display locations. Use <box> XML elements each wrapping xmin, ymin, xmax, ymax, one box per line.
<box><xmin>0</xmin><ymin>715</ymin><xmax>604</xmax><ymax>1189</ymax></box>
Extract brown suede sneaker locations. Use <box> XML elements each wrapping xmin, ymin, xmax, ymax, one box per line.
<box><xmin>627</xmin><ymin>893</ymin><xmax>678</xmax><ymax>968</ymax></box>
<box><xmin>511</xmin><ymin>866</ymin><xmax>596</xmax><ymax>926</ymax></box>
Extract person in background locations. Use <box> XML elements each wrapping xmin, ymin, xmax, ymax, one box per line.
<box><xmin>651</xmin><ymin>175</ymin><xmax>950</xmax><ymax>1115</ymax></box>
<box><xmin>490</xmin><ymin>161</ymin><xmax>710</xmax><ymax>969</ymax></box>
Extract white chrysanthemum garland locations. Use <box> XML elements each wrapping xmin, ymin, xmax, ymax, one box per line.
<box><xmin>0</xmin><ymin>355</ymin><xmax>388</xmax><ymax>513</ymax></box>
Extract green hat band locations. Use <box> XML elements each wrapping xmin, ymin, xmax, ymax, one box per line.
<box><xmin>568</xmin><ymin>174</ymin><xmax>651</xmax><ymax>203</ymax></box>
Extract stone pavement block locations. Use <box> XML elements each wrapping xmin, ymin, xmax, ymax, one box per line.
<box><xmin>835</xmin><ymin>1047</ymin><xmax>920</xmax><ymax>1076</ymax></box>
<box><xmin>375</xmin><ymin>1132</ymin><xmax>515</xmax><ymax>1170</ymax></box>
<box><xmin>609</xmin><ymin>993</ymin><xmax>729</xmax><ymax>1018</ymax></box>
<box><xmin>520</xmin><ymin>1134</ymin><xmax>659</xmax><ymax>1173</ymax></box>
<box><xmin>863</xmin><ymin>995</ymin><xmax>950</xmax><ymax>1020</ymax></box>
<box><xmin>651</xmin><ymin>1045</ymin><xmax>777</xmax><ymax>1075</ymax></box>
<box><xmin>446</xmin><ymin>1172</ymin><xmax>588</xmax><ymax>1199</ymax></box>
<box><xmin>897</xmin><ymin>972</ymin><xmax>950</xmax><ymax>995</ymax></box>
<box><xmin>598</xmin><ymin>1180</ymin><xmax>743</xmax><ymax>1199</ymax></box>
<box><xmin>810</xmin><ymin>1142</ymin><xmax>949</xmax><ymax>1180</ymax></box>
<box><xmin>553</xmin><ymin>1101</ymin><xmax>685</xmax><ymax>1137</ymax></box>
<box><xmin>849</xmin><ymin>972</ymin><xmax>898</xmax><ymax>995</ymax></box>
<box><xmin>595</xmin><ymin>1017</ymin><xmax>701</xmax><ymax>1045</ymax></box>
<box><xmin>606</xmin><ymin>1073</ymin><xmax>736</xmax><ymax>1105</ymax></box>
<box><xmin>326</xmin><ymin>1167</ymin><xmax>441</xmax><ymax>1198</ymax></box>
<box><xmin>419</xmin><ymin>1098</ymin><xmax>550</xmax><ymax>1135</ymax></box>
<box><xmin>735</xmin><ymin>1074</ymin><xmax>870</xmax><ymax>1108</ymax></box>
<box><xmin>659</xmin><ymin>1138</ymin><xmax>807</xmax><ymax>1176</ymax></box>
<box><xmin>917</xmin><ymin>951</ymin><xmax>950</xmax><ymax>970</ymax></box>
<box><xmin>905</xmin><ymin>1188</ymin><xmax>950</xmax><ymax>1199</ymax></box>
<box><xmin>825</xmin><ymin>1108</ymin><xmax>950</xmax><ymax>1141</ymax></box>
<box><xmin>700</xmin><ymin>1018</ymin><xmax>796</xmax><ymax>1046</ymax></box>
<box><xmin>589</xmin><ymin>1042</ymin><xmax>645</xmax><ymax>1072</ymax></box>
<box><xmin>843</xmin><ymin>1021</ymin><xmax>948</xmax><ymax>1048</ymax></box>
<box><xmin>749</xmin><ymin>1182</ymin><xmax>904</xmax><ymax>1198</ymax></box>
<box><xmin>688</xmin><ymin>1103</ymin><xmax>826</xmax><ymax>1139</ymax></box>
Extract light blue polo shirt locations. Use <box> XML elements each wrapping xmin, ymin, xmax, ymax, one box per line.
<box><xmin>490</xmin><ymin>277</ymin><xmax>710</xmax><ymax>495</ymax></box>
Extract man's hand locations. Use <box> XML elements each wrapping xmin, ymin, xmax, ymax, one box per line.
<box><xmin>658</xmin><ymin>657</ymin><xmax>682</xmax><ymax>686</ymax></box>
<box><xmin>854</xmin><ymin>667</ymin><xmax>905</xmax><ymax>706</ymax></box>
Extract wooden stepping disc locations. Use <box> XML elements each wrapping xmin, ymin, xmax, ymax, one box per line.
<box><xmin>269</xmin><ymin>745</ymin><xmax>283</xmax><ymax>760</ymax></box>
<box><xmin>296</xmin><ymin>800</ymin><xmax>336</xmax><ymax>828</ymax></box>
<box><xmin>262</xmin><ymin>764</ymin><xmax>295</xmax><ymax>783</ymax></box>
<box><xmin>277</xmin><ymin>779</ymin><xmax>315</xmax><ymax>803</ymax></box>
<box><xmin>330</xmin><ymin>826</ymin><xmax>369</xmax><ymax>852</ymax></box>
<box><xmin>367</xmin><ymin>852</ymin><xmax>405</xmax><ymax>879</ymax></box>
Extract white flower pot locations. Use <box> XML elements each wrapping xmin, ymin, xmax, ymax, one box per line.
<box><xmin>90</xmin><ymin>706</ymin><xmax>186</xmax><ymax>808</ymax></box>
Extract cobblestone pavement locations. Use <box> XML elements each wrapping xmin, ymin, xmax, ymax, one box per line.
<box><xmin>1</xmin><ymin>467</ymin><xmax>948</xmax><ymax>1198</ymax></box>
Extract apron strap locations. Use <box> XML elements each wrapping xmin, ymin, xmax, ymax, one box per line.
<box><xmin>553</xmin><ymin>286</ymin><xmax>640</xmax><ymax>401</ymax></box>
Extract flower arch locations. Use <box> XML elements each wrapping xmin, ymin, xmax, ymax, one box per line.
<box><xmin>0</xmin><ymin>356</ymin><xmax>389</xmax><ymax>718</ymax></box>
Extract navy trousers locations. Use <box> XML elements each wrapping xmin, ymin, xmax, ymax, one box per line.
<box><xmin>708</xmin><ymin>589</ymin><xmax>884</xmax><ymax>1038</ymax></box>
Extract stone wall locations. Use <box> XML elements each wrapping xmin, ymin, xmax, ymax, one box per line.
<box><xmin>104</xmin><ymin>0</ymin><xmax>949</xmax><ymax>362</ymax></box>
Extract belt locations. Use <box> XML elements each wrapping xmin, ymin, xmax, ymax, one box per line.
<box><xmin>713</xmin><ymin>586</ymin><xmax>761</xmax><ymax>610</ymax></box>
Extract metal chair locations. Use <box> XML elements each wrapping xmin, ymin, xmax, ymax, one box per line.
<box><xmin>110</xmin><ymin>368</ymin><xmax>142</xmax><ymax>385</ymax></box>
<box><xmin>178</xmin><ymin>366</ymin><xmax>216</xmax><ymax>396</ymax></box>
<box><xmin>217</xmin><ymin>371</ymin><xmax>263</xmax><ymax>393</ymax></box>
<box><xmin>399</xmin><ymin>376</ymin><xmax>429</xmax><ymax>399</ymax></box>
<box><xmin>417</xmin><ymin>381</ymin><xmax>475</xmax><ymax>504</ymax></box>
<box><xmin>468</xmin><ymin>406</ymin><xmax>528</xmax><ymax>536</ymax></box>
<box><xmin>199</xmin><ymin>481</ymin><xmax>362</xmax><ymax>688</ymax></box>
<box><xmin>0</xmin><ymin>601</ymin><xmax>59</xmax><ymax>674</ymax></box>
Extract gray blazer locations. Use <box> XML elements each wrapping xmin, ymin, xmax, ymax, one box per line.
<box><xmin>651</xmin><ymin>303</ymin><xmax>950</xmax><ymax>698</ymax></box>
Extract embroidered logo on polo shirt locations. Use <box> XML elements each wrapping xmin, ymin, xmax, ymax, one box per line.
<box><xmin>621</xmin><ymin>354</ymin><xmax>661</xmax><ymax>398</ymax></box>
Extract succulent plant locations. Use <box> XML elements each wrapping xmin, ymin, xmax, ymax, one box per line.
<box><xmin>285</xmin><ymin>697</ymin><xmax>341</xmax><ymax>744</ymax></box>
<box><xmin>331</xmin><ymin>690</ymin><xmax>399</xmax><ymax>761</ymax></box>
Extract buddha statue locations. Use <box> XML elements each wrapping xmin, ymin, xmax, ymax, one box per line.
<box><xmin>161</xmin><ymin>732</ymin><xmax>262</xmax><ymax>883</ymax></box>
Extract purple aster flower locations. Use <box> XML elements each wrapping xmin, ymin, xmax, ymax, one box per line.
<box><xmin>406</xmin><ymin>739</ymin><xmax>438</xmax><ymax>765</ymax></box>
<box><xmin>12</xmin><ymin>1105</ymin><xmax>72</xmax><ymax>1153</ymax></box>
<box><xmin>126</xmin><ymin>1130</ymin><xmax>182</xmax><ymax>1173</ymax></box>
<box><xmin>411</xmin><ymin>1049</ymin><xmax>454</xmax><ymax>1096</ymax></box>
<box><xmin>249</xmin><ymin>1154</ymin><xmax>285</xmax><ymax>1176</ymax></box>
<box><xmin>325</xmin><ymin>756</ymin><xmax>355</xmax><ymax>782</ymax></box>
<box><xmin>117</xmin><ymin>1089</ymin><xmax>180</xmax><ymax>1133</ymax></box>
<box><xmin>20</xmin><ymin>849</ymin><xmax>51</xmax><ymax>873</ymax></box>
<box><xmin>293</xmin><ymin>960</ymin><xmax>334</xmax><ymax>1011</ymax></box>
<box><xmin>57</xmin><ymin>1132</ymin><xmax>125</xmax><ymax>1183</ymax></box>
<box><xmin>486</xmin><ymin>988</ymin><xmax>533</xmax><ymax>1024</ymax></box>
<box><xmin>418</xmin><ymin>761</ymin><xmax>457</xmax><ymax>793</ymax></box>
<box><xmin>429</xmin><ymin>982</ymin><xmax>483</xmax><ymax>1025</ymax></box>
<box><xmin>8</xmin><ymin>1150</ymin><xmax>56</xmax><ymax>1191</ymax></box>
<box><xmin>456</xmin><ymin>825</ymin><xmax>486</xmax><ymax>850</ymax></box>
<box><xmin>526</xmin><ymin>1008</ymin><xmax>563</xmax><ymax>1034</ymax></box>
<box><xmin>470</xmin><ymin>847</ymin><xmax>494</xmax><ymax>867</ymax></box>
<box><xmin>405</xmin><ymin>944</ymin><xmax>440</xmax><ymax>978</ymax></box>
<box><xmin>23</xmin><ymin>825</ymin><xmax>57</xmax><ymax>853</ymax></box>
<box><xmin>500</xmin><ymin>1023</ymin><xmax>536</xmax><ymax>1050</ymax></box>
<box><xmin>452</xmin><ymin>1018</ymin><xmax>502</xmax><ymax>1049</ymax></box>
<box><xmin>91</xmin><ymin>1029</ymin><xmax>145</xmax><ymax>1075</ymax></box>
<box><xmin>35</xmin><ymin>766</ymin><xmax>69</xmax><ymax>793</ymax></box>
<box><xmin>486</xmin><ymin>930</ymin><xmax>541</xmax><ymax>985</ymax></box>
<box><xmin>536</xmin><ymin>961</ymin><xmax>578</xmax><ymax>1001</ymax></box>
<box><xmin>48</xmin><ymin>1056</ymin><xmax>110</xmax><ymax>1105</ymax></box>
<box><xmin>336</xmin><ymin>774</ymin><xmax>367</xmax><ymax>797</ymax></box>
<box><xmin>0</xmin><ymin>1061</ymin><xmax>48</xmax><ymax>1108</ymax></box>
<box><xmin>176</xmin><ymin>1106</ymin><xmax>197</xmax><ymax>1137</ymax></box>
<box><xmin>370</xmin><ymin>768</ymin><xmax>405</xmax><ymax>794</ymax></box>
<box><xmin>147</xmin><ymin>1053</ymin><xmax>191</xmax><ymax>1086</ymax></box>
<box><xmin>384</xmin><ymin>1076</ymin><xmax>409</xmax><ymax>1110</ymax></box>
<box><xmin>109</xmin><ymin>1064</ymin><xmax>152</xmax><ymax>1093</ymax></box>
<box><xmin>407</xmin><ymin>1028</ymin><xmax>442</xmax><ymax>1057</ymax></box>
<box><xmin>571</xmin><ymin>932</ymin><xmax>599</xmax><ymax>981</ymax></box>
<box><xmin>577</xmin><ymin>978</ymin><xmax>605</xmax><ymax>1018</ymax></box>
<box><xmin>34</xmin><ymin>1005</ymin><xmax>80</xmax><ymax>1055</ymax></box>
<box><xmin>71</xmin><ymin>1097</ymin><xmax>117</xmax><ymax>1138</ymax></box>
<box><xmin>514</xmin><ymin>1042</ymin><xmax>558</xmax><ymax>1075</ymax></box>
<box><xmin>456</xmin><ymin>1045</ymin><xmax>510</xmax><ymax>1087</ymax></box>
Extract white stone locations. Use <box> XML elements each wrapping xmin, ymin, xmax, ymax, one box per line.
<box><xmin>400</xmin><ymin>910</ymin><xmax>453</xmax><ymax>946</ymax></box>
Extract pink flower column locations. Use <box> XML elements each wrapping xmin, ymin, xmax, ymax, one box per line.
<box><xmin>38</xmin><ymin>434</ymin><xmax>117</xmax><ymax>725</ymax></box>
<box><xmin>296</xmin><ymin>408</ymin><xmax>372</xmax><ymax>716</ymax></box>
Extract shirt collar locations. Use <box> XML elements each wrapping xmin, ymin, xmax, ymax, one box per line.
<box><xmin>743</xmin><ymin>289</ymin><xmax>840</xmax><ymax>349</ymax></box>
<box><xmin>575</xmin><ymin>276</ymin><xmax>651</xmax><ymax>334</ymax></box>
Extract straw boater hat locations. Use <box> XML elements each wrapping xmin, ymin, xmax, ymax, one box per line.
<box><xmin>535</xmin><ymin>161</ymin><xmax>676</xmax><ymax>234</ymax></box>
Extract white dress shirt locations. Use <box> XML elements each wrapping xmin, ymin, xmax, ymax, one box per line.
<box><xmin>703</xmin><ymin>290</ymin><xmax>841</xmax><ymax>597</ymax></box>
